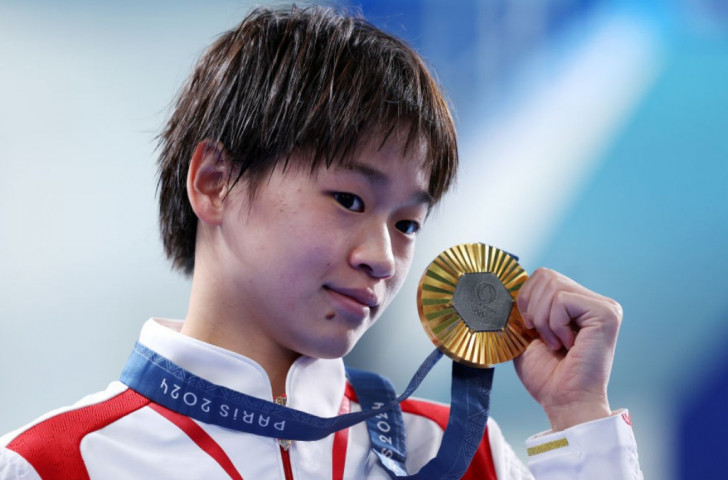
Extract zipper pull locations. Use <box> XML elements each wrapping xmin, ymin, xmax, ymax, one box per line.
<box><xmin>274</xmin><ymin>394</ymin><xmax>293</xmax><ymax>451</ymax></box>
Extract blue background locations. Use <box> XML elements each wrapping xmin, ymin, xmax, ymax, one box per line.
<box><xmin>1</xmin><ymin>1</ymin><xmax>727</xmax><ymax>477</ymax></box>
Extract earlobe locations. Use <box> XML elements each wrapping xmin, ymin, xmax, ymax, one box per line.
<box><xmin>187</xmin><ymin>140</ymin><xmax>232</xmax><ymax>226</ymax></box>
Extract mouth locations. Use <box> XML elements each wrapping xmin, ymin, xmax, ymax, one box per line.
<box><xmin>324</xmin><ymin>286</ymin><xmax>380</xmax><ymax>318</ymax></box>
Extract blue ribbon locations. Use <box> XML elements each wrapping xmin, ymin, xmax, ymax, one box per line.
<box><xmin>348</xmin><ymin>362</ymin><xmax>493</xmax><ymax>479</ymax></box>
<box><xmin>120</xmin><ymin>342</ymin><xmax>493</xmax><ymax>478</ymax></box>
<box><xmin>346</xmin><ymin>367</ymin><xmax>409</xmax><ymax>475</ymax></box>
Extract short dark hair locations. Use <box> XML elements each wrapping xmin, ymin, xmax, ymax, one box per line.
<box><xmin>157</xmin><ymin>5</ymin><xmax>458</xmax><ymax>275</ymax></box>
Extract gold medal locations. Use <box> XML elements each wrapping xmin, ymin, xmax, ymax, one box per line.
<box><xmin>417</xmin><ymin>243</ymin><xmax>534</xmax><ymax>368</ymax></box>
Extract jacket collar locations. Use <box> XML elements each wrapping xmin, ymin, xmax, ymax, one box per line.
<box><xmin>138</xmin><ymin>318</ymin><xmax>346</xmax><ymax>419</ymax></box>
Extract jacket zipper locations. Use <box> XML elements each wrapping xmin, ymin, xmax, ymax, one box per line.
<box><xmin>280</xmin><ymin>446</ymin><xmax>294</xmax><ymax>480</ymax></box>
<box><xmin>275</xmin><ymin>394</ymin><xmax>294</xmax><ymax>480</ymax></box>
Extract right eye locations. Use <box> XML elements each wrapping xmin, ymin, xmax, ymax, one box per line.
<box><xmin>332</xmin><ymin>192</ymin><xmax>365</xmax><ymax>212</ymax></box>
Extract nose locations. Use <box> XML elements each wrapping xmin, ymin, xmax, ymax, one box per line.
<box><xmin>350</xmin><ymin>223</ymin><xmax>396</xmax><ymax>279</ymax></box>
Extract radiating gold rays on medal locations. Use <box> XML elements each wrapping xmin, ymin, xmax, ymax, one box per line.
<box><xmin>417</xmin><ymin>243</ymin><xmax>534</xmax><ymax>367</ymax></box>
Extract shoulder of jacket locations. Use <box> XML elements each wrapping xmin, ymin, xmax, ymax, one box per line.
<box><xmin>1</xmin><ymin>384</ymin><xmax>150</xmax><ymax>480</ymax></box>
<box><xmin>2</xmin><ymin>381</ymin><xmax>129</xmax><ymax>447</ymax></box>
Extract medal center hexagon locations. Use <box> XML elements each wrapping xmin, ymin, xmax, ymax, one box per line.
<box><xmin>452</xmin><ymin>272</ymin><xmax>514</xmax><ymax>332</ymax></box>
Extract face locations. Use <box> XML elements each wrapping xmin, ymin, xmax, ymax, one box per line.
<box><xmin>211</xmin><ymin>134</ymin><xmax>431</xmax><ymax>361</ymax></box>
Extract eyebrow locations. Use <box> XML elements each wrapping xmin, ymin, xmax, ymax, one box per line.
<box><xmin>346</xmin><ymin>162</ymin><xmax>434</xmax><ymax>208</ymax></box>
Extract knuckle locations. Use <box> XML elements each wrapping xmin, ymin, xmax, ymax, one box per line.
<box><xmin>545</xmin><ymin>271</ymin><xmax>566</xmax><ymax>292</ymax></box>
<box><xmin>606</xmin><ymin>298</ymin><xmax>623</xmax><ymax>323</ymax></box>
<box><xmin>554</xmin><ymin>289</ymin><xmax>569</xmax><ymax>304</ymax></box>
<box><xmin>532</xmin><ymin>267</ymin><xmax>551</xmax><ymax>279</ymax></box>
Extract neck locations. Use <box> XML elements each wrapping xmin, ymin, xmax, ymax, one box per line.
<box><xmin>183</xmin><ymin>245</ymin><xmax>304</xmax><ymax>396</ymax></box>
<box><xmin>182</xmin><ymin>288</ymin><xmax>299</xmax><ymax>397</ymax></box>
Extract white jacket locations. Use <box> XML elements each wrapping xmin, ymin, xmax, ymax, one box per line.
<box><xmin>0</xmin><ymin>318</ymin><xmax>641</xmax><ymax>479</ymax></box>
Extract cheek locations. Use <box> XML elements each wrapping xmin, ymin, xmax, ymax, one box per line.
<box><xmin>388</xmin><ymin>249</ymin><xmax>415</xmax><ymax>295</ymax></box>
<box><xmin>397</xmin><ymin>242</ymin><xmax>416</xmax><ymax>274</ymax></box>
<box><xmin>283</xmin><ymin>233</ymin><xmax>339</xmax><ymax>281</ymax></box>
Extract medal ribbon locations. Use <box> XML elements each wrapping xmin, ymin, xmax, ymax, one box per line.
<box><xmin>120</xmin><ymin>342</ymin><xmax>493</xmax><ymax>478</ymax></box>
<box><xmin>347</xmin><ymin>362</ymin><xmax>493</xmax><ymax>479</ymax></box>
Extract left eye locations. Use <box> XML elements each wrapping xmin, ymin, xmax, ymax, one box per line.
<box><xmin>333</xmin><ymin>192</ymin><xmax>365</xmax><ymax>212</ymax></box>
<box><xmin>395</xmin><ymin>220</ymin><xmax>421</xmax><ymax>235</ymax></box>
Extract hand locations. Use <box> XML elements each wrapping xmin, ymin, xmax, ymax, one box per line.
<box><xmin>513</xmin><ymin>268</ymin><xmax>622</xmax><ymax>431</ymax></box>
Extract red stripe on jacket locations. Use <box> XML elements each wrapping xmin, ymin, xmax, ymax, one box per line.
<box><xmin>7</xmin><ymin>389</ymin><xmax>150</xmax><ymax>480</ymax></box>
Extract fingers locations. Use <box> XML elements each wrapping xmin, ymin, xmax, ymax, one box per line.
<box><xmin>517</xmin><ymin>268</ymin><xmax>569</xmax><ymax>350</ymax></box>
<box><xmin>516</xmin><ymin>268</ymin><xmax>622</xmax><ymax>351</ymax></box>
<box><xmin>549</xmin><ymin>293</ymin><xmax>576</xmax><ymax>350</ymax></box>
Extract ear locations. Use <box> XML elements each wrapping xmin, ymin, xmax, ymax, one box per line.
<box><xmin>187</xmin><ymin>140</ymin><xmax>232</xmax><ymax>226</ymax></box>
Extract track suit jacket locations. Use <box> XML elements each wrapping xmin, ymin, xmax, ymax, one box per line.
<box><xmin>1</xmin><ymin>318</ymin><xmax>642</xmax><ymax>479</ymax></box>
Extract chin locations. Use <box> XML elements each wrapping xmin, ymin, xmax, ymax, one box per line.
<box><xmin>309</xmin><ymin>342</ymin><xmax>354</xmax><ymax>360</ymax></box>
<box><xmin>301</xmin><ymin>332</ymin><xmax>362</xmax><ymax>360</ymax></box>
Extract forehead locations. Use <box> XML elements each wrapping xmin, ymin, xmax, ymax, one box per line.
<box><xmin>336</xmin><ymin>129</ymin><xmax>428</xmax><ymax>176</ymax></box>
<box><xmin>322</xmin><ymin>132</ymin><xmax>433</xmax><ymax>205</ymax></box>
<box><xmin>253</xmin><ymin>125</ymin><xmax>435</xmax><ymax>202</ymax></box>
<box><xmin>338</xmin><ymin>126</ymin><xmax>430</xmax><ymax>174</ymax></box>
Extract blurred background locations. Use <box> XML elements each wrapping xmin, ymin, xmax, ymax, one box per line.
<box><xmin>1</xmin><ymin>0</ymin><xmax>726</xmax><ymax>477</ymax></box>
